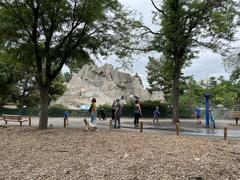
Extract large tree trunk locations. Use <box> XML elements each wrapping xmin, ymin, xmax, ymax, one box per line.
<box><xmin>172</xmin><ymin>60</ymin><xmax>181</xmax><ymax>123</ymax></box>
<box><xmin>38</xmin><ymin>85</ymin><xmax>49</xmax><ymax>129</ymax></box>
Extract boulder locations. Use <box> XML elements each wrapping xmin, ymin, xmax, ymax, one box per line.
<box><xmin>56</xmin><ymin>64</ymin><xmax>164</xmax><ymax>108</ymax></box>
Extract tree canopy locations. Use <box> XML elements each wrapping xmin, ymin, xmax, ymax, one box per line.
<box><xmin>0</xmin><ymin>0</ymin><xmax>134</xmax><ymax>128</ymax></box>
<box><xmin>140</xmin><ymin>0</ymin><xmax>239</xmax><ymax>122</ymax></box>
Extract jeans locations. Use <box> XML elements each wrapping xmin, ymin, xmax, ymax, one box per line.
<box><xmin>91</xmin><ymin>113</ymin><xmax>97</xmax><ymax>124</ymax></box>
<box><xmin>134</xmin><ymin>113</ymin><xmax>140</xmax><ymax>126</ymax></box>
<box><xmin>114</xmin><ymin>115</ymin><xmax>121</xmax><ymax>128</ymax></box>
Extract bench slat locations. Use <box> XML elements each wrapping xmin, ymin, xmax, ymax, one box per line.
<box><xmin>228</xmin><ymin>111</ymin><xmax>240</xmax><ymax>118</ymax></box>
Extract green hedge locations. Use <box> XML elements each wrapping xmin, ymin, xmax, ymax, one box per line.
<box><xmin>0</xmin><ymin>108</ymin><xmax>89</xmax><ymax>117</ymax></box>
<box><xmin>0</xmin><ymin>101</ymin><xmax>195</xmax><ymax>118</ymax></box>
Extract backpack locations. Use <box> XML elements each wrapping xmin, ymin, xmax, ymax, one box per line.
<box><xmin>88</xmin><ymin>105</ymin><xmax>92</xmax><ymax>113</ymax></box>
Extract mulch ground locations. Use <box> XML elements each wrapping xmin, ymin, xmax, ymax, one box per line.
<box><xmin>0</xmin><ymin>126</ymin><xmax>240</xmax><ymax>180</ymax></box>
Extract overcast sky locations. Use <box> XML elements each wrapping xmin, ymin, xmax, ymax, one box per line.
<box><xmin>102</xmin><ymin>0</ymin><xmax>239</xmax><ymax>87</ymax></box>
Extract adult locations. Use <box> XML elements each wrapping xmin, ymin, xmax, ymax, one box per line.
<box><xmin>195</xmin><ymin>106</ymin><xmax>201</xmax><ymax>125</ymax></box>
<box><xmin>114</xmin><ymin>99</ymin><xmax>122</xmax><ymax>128</ymax></box>
<box><xmin>134</xmin><ymin>99</ymin><xmax>142</xmax><ymax>128</ymax></box>
<box><xmin>111</xmin><ymin>100</ymin><xmax>117</xmax><ymax>120</ymax></box>
<box><xmin>90</xmin><ymin>98</ymin><xmax>97</xmax><ymax>124</ymax></box>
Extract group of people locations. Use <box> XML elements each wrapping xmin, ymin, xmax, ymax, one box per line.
<box><xmin>66</xmin><ymin>100</ymin><xmax>217</xmax><ymax>130</ymax></box>
<box><xmin>64</xmin><ymin>98</ymin><xmax>160</xmax><ymax>128</ymax></box>
<box><xmin>89</xmin><ymin>98</ymin><xmax>161</xmax><ymax>129</ymax></box>
<box><xmin>195</xmin><ymin>106</ymin><xmax>216</xmax><ymax>128</ymax></box>
<box><xmin>112</xmin><ymin>99</ymin><xmax>160</xmax><ymax>128</ymax></box>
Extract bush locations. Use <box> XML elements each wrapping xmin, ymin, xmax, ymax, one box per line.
<box><xmin>49</xmin><ymin>104</ymin><xmax>67</xmax><ymax>110</ymax></box>
<box><xmin>122</xmin><ymin>100</ymin><xmax>169</xmax><ymax>118</ymax></box>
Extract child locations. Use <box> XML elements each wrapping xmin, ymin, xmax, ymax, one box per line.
<box><xmin>195</xmin><ymin>106</ymin><xmax>201</xmax><ymax>125</ymax></box>
<box><xmin>99</xmin><ymin>108</ymin><xmax>106</xmax><ymax>121</ymax></box>
<box><xmin>153</xmin><ymin>106</ymin><xmax>160</xmax><ymax>127</ymax></box>
<box><xmin>64</xmin><ymin>111</ymin><xmax>69</xmax><ymax>125</ymax></box>
<box><xmin>210</xmin><ymin>109</ymin><xmax>216</xmax><ymax>128</ymax></box>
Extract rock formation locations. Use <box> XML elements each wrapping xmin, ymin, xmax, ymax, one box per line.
<box><xmin>56</xmin><ymin>64</ymin><xmax>164</xmax><ymax>108</ymax></box>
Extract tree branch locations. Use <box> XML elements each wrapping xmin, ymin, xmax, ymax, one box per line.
<box><xmin>54</xmin><ymin>20</ymin><xmax>83</xmax><ymax>53</ymax></box>
<box><xmin>151</xmin><ymin>0</ymin><xmax>165</xmax><ymax>16</ymax></box>
<box><xmin>51</xmin><ymin>23</ymin><xmax>88</xmax><ymax>80</ymax></box>
<box><xmin>120</xmin><ymin>45</ymin><xmax>155</xmax><ymax>52</ymax></box>
<box><xmin>137</xmin><ymin>22</ymin><xmax>160</xmax><ymax>35</ymax></box>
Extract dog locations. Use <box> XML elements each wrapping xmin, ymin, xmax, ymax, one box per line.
<box><xmin>84</xmin><ymin>119</ymin><xmax>98</xmax><ymax>131</ymax></box>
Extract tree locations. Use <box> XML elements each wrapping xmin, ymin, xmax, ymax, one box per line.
<box><xmin>0</xmin><ymin>62</ymin><xmax>19</xmax><ymax>106</ymax></box>
<box><xmin>223</xmin><ymin>49</ymin><xmax>240</xmax><ymax>107</ymax></box>
<box><xmin>146</xmin><ymin>57</ymin><xmax>172</xmax><ymax>101</ymax></box>
<box><xmin>0</xmin><ymin>0</ymin><xmax>133</xmax><ymax>128</ymax></box>
<box><xmin>0</xmin><ymin>60</ymin><xmax>67</xmax><ymax>109</ymax></box>
<box><xmin>146</xmin><ymin>56</ymin><xmax>196</xmax><ymax>103</ymax></box>
<box><xmin>16</xmin><ymin>72</ymin><xmax>67</xmax><ymax>109</ymax></box>
<box><xmin>204</xmin><ymin>76</ymin><xmax>237</xmax><ymax>108</ymax></box>
<box><xmin>137</xmin><ymin>0</ymin><xmax>238</xmax><ymax>123</ymax></box>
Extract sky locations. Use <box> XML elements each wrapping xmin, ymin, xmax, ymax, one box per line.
<box><xmin>98</xmin><ymin>0</ymin><xmax>236</xmax><ymax>87</ymax></box>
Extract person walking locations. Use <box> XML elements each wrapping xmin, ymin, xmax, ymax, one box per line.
<box><xmin>114</xmin><ymin>99</ymin><xmax>122</xmax><ymax>128</ymax></box>
<box><xmin>89</xmin><ymin>98</ymin><xmax>97</xmax><ymax>124</ymax></box>
<box><xmin>111</xmin><ymin>100</ymin><xmax>117</xmax><ymax>121</ymax></box>
<box><xmin>153</xmin><ymin>106</ymin><xmax>160</xmax><ymax>127</ymax></box>
<box><xmin>134</xmin><ymin>99</ymin><xmax>142</xmax><ymax>128</ymax></box>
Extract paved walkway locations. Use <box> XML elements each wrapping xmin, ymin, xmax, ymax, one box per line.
<box><xmin>1</xmin><ymin>117</ymin><xmax>240</xmax><ymax>138</ymax></box>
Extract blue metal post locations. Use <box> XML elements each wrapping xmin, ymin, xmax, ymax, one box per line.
<box><xmin>204</xmin><ymin>93</ymin><xmax>210</xmax><ymax>127</ymax></box>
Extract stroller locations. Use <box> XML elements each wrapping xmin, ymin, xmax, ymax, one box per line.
<box><xmin>99</xmin><ymin>108</ymin><xmax>107</xmax><ymax>121</ymax></box>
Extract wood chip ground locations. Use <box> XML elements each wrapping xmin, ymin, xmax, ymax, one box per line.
<box><xmin>0</xmin><ymin>126</ymin><xmax>240</xmax><ymax>180</ymax></box>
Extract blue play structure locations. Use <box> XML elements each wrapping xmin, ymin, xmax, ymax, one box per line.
<box><xmin>204</xmin><ymin>93</ymin><xmax>210</xmax><ymax>127</ymax></box>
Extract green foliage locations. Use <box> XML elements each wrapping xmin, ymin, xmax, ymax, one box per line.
<box><xmin>123</xmin><ymin>100</ymin><xmax>169</xmax><ymax>117</ymax></box>
<box><xmin>0</xmin><ymin>0</ymin><xmax>135</xmax><ymax>128</ymax></box>
<box><xmin>230</xmin><ymin>67</ymin><xmax>240</xmax><ymax>84</ymax></box>
<box><xmin>0</xmin><ymin>60</ymin><xmax>67</xmax><ymax>108</ymax></box>
<box><xmin>98</xmin><ymin>104</ymin><xmax>112</xmax><ymax>109</ymax></box>
<box><xmin>63</xmin><ymin>72</ymin><xmax>72</xmax><ymax>82</ymax></box>
<box><xmin>146</xmin><ymin>57</ymin><xmax>207</xmax><ymax>105</ymax></box>
<box><xmin>146</xmin><ymin>57</ymin><xmax>172</xmax><ymax>101</ymax></box>
<box><xmin>140</xmin><ymin>0</ymin><xmax>239</xmax><ymax>122</ymax></box>
<box><xmin>223</xmin><ymin>49</ymin><xmax>240</xmax><ymax>107</ymax></box>
<box><xmin>0</xmin><ymin>62</ymin><xmax>19</xmax><ymax>106</ymax></box>
<box><xmin>49</xmin><ymin>103</ymin><xmax>67</xmax><ymax>110</ymax></box>
<box><xmin>49</xmin><ymin>74</ymin><xmax>67</xmax><ymax>103</ymax></box>
<box><xmin>205</xmin><ymin>77</ymin><xmax>238</xmax><ymax>109</ymax></box>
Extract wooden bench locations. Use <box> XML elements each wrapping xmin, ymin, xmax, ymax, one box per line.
<box><xmin>2</xmin><ymin>114</ymin><xmax>29</xmax><ymax>126</ymax></box>
<box><xmin>228</xmin><ymin>111</ymin><xmax>240</xmax><ymax>124</ymax></box>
